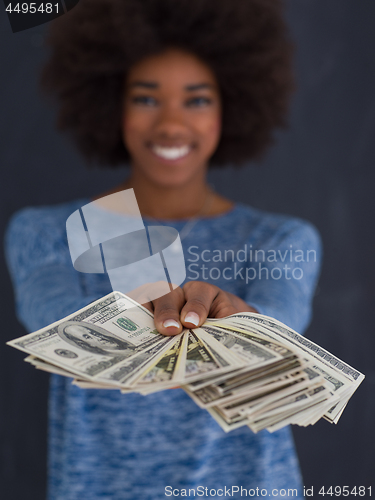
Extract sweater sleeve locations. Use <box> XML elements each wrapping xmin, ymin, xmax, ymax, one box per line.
<box><xmin>244</xmin><ymin>219</ymin><xmax>322</xmax><ymax>334</ymax></box>
<box><xmin>4</xmin><ymin>206</ymin><xmax>104</xmax><ymax>333</ymax></box>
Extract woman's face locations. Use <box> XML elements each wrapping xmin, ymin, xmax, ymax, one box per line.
<box><xmin>122</xmin><ymin>48</ymin><xmax>222</xmax><ymax>188</ymax></box>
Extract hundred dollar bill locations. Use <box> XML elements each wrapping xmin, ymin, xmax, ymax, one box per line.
<box><xmin>207</xmin><ymin>407</ymin><xmax>248</xmax><ymax>433</ymax></box>
<box><xmin>209</xmin><ymin>372</ymin><xmax>326</xmax><ymax>433</ymax></box>
<box><xmin>208</xmin><ymin>313</ymin><xmax>364</xmax><ymax>422</ymax></box>
<box><xmin>214</xmin><ymin>357</ymin><xmax>303</xmax><ymax>396</ymax></box>
<box><xmin>8</xmin><ymin>293</ymin><xmax>364</xmax><ymax>433</ymax></box>
<box><xmin>183</xmin><ymin>329</ymin><xmax>243</xmax><ymax>383</ymax></box>
<box><xmin>7</xmin><ymin>292</ymin><xmax>175</xmax><ymax>387</ymax></box>
<box><xmin>25</xmin><ymin>355</ymin><xmax>78</xmax><ymax>378</ymax></box>
<box><xmin>73</xmin><ymin>381</ymin><xmax>120</xmax><ymax>389</ymax></box>
<box><xmin>246</xmin><ymin>377</ymin><xmax>328</xmax><ymax>420</ymax></box>
<box><xmin>185</xmin><ymin>323</ymin><xmax>301</xmax><ymax>403</ymax></box>
<box><xmin>186</xmin><ymin>354</ymin><xmax>300</xmax><ymax>395</ymax></box>
<box><xmin>134</xmin><ymin>334</ymin><xmax>187</xmax><ymax>393</ymax></box>
<box><xmin>193</xmin><ymin>368</ymin><xmax>310</xmax><ymax>410</ymax></box>
<box><xmin>213</xmin><ymin>313</ymin><xmax>364</xmax><ymax>388</ymax></box>
<box><xmin>180</xmin><ymin>329</ymin><xmax>246</xmax><ymax>394</ymax></box>
<box><xmin>138</xmin><ymin>329</ymin><xmax>245</xmax><ymax>394</ymax></box>
<box><xmin>199</xmin><ymin>324</ymin><xmax>291</xmax><ymax>368</ymax></box>
<box><xmin>214</xmin><ymin>367</ymin><xmax>316</xmax><ymax>418</ymax></box>
<box><xmin>249</xmin><ymin>384</ymin><xmax>333</xmax><ymax>433</ymax></box>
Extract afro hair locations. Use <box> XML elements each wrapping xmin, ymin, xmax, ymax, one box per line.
<box><xmin>42</xmin><ymin>0</ymin><xmax>294</xmax><ymax>168</ymax></box>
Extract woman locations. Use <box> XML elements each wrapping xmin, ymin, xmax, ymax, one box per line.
<box><xmin>5</xmin><ymin>0</ymin><xmax>321</xmax><ymax>498</ymax></box>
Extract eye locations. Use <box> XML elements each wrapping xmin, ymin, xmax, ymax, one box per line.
<box><xmin>130</xmin><ymin>95</ymin><xmax>158</xmax><ymax>106</ymax></box>
<box><xmin>185</xmin><ymin>96</ymin><xmax>213</xmax><ymax>108</ymax></box>
<box><xmin>83</xmin><ymin>334</ymin><xmax>91</xmax><ymax>340</ymax></box>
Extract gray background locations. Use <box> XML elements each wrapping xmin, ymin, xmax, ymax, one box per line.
<box><xmin>1</xmin><ymin>1</ymin><xmax>374</xmax><ymax>498</ymax></box>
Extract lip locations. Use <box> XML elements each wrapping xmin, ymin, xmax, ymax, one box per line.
<box><xmin>148</xmin><ymin>143</ymin><xmax>193</xmax><ymax>162</ymax></box>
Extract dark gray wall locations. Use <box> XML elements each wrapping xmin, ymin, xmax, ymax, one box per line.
<box><xmin>1</xmin><ymin>1</ymin><xmax>374</xmax><ymax>498</ymax></box>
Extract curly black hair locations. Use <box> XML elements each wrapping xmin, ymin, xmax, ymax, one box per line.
<box><xmin>42</xmin><ymin>0</ymin><xmax>294</xmax><ymax>168</ymax></box>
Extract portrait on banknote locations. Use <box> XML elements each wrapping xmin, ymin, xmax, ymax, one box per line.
<box><xmin>57</xmin><ymin>321</ymin><xmax>135</xmax><ymax>356</ymax></box>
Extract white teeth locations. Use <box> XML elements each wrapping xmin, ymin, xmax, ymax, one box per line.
<box><xmin>152</xmin><ymin>144</ymin><xmax>191</xmax><ymax>160</ymax></box>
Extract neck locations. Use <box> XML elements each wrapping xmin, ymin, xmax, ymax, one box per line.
<box><xmin>93</xmin><ymin>170</ymin><xmax>234</xmax><ymax>220</ymax></box>
<box><xmin>120</xmin><ymin>172</ymin><xmax>212</xmax><ymax>220</ymax></box>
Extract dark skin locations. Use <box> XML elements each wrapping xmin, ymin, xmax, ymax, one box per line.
<box><xmin>97</xmin><ymin>48</ymin><xmax>257</xmax><ymax>335</ymax></box>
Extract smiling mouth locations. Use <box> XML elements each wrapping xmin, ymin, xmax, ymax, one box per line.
<box><xmin>151</xmin><ymin>144</ymin><xmax>192</xmax><ymax>160</ymax></box>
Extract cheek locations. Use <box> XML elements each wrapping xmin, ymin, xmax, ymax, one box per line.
<box><xmin>208</xmin><ymin>109</ymin><xmax>222</xmax><ymax>134</ymax></box>
<box><xmin>122</xmin><ymin>106</ymin><xmax>143</xmax><ymax>133</ymax></box>
<box><xmin>205</xmin><ymin>118</ymin><xmax>222</xmax><ymax>147</ymax></box>
<box><xmin>122</xmin><ymin>114</ymin><xmax>145</xmax><ymax>150</ymax></box>
<box><xmin>122</xmin><ymin>113</ymin><xmax>138</xmax><ymax>135</ymax></box>
<box><xmin>213</xmin><ymin>119</ymin><xmax>222</xmax><ymax>137</ymax></box>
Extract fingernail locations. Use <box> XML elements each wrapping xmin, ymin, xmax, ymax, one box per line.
<box><xmin>163</xmin><ymin>319</ymin><xmax>180</xmax><ymax>328</ymax></box>
<box><xmin>184</xmin><ymin>312</ymin><xmax>200</xmax><ymax>327</ymax></box>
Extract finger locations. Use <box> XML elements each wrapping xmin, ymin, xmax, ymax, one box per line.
<box><xmin>152</xmin><ymin>287</ymin><xmax>185</xmax><ymax>335</ymax></box>
<box><xmin>180</xmin><ymin>281</ymin><xmax>219</xmax><ymax>328</ymax></box>
<box><xmin>140</xmin><ymin>301</ymin><xmax>153</xmax><ymax>314</ymax></box>
<box><xmin>210</xmin><ymin>291</ymin><xmax>259</xmax><ymax>318</ymax></box>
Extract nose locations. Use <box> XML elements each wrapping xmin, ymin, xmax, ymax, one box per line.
<box><xmin>153</xmin><ymin>103</ymin><xmax>189</xmax><ymax>139</ymax></box>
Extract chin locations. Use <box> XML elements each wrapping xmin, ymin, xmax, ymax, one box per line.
<box><xmin>151</xmin><ymin>171</ymin><xmax>200</xmax><ymax>189</ymax></box>
<box><xmin>141</xmin><ymin>162</ymin><xmax>203</xmax><ymax>188</ymax></box>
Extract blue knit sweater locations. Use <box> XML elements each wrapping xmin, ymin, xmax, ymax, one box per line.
<box><xmin>5</xmin><ymin>200</ymin><xmax>322</xmax><ymax>500</ymax></box>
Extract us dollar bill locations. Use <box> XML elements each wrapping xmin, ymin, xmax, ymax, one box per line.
<box><xmin>208</xmin><ymin>314</ymin><xmax>364</xmax><ymax>422</ymax></box>
<box><xmin>212</xmin><ymin>313</ymin><xmax>364</xmax><ymax>386</ymax></box>
<box><xmin>199</xmin><ymin>324</ymin><xmax>289</xmax><ymax>367</ymax></box>
<box><xmin>183</xmin><ymin>330</ymin><xmax>243</xmax><ymax>383</ymax></box>
<box><xmin>7</xmin><ymin>292</ymin><xmax>174</xmax><ymax>386</ymax></box>
<box><xmin>8</xmin><ymin>292</ymin><xmax>364</xmax><ymax>433</ymax></box>
<box><xmin>134</xmin><ymin>334</ymin><xmax>187</xmax><ymax>393</ymax></box>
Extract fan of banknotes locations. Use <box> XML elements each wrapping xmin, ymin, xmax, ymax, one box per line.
<box><xmin>7</xmin><ymin>292</ymin><xmax>364</xmax><ymax>433</ymax></box>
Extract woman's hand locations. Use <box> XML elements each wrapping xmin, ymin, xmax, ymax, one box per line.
<box><xmin>143</xmin><ymin>281</ymin><xmax>257</xmax><ymax>335</ymax></box>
